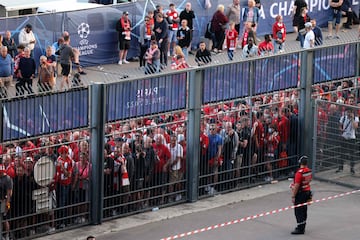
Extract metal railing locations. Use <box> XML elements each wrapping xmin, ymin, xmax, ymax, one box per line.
<box><xmin>0</xmin><ymin>41</ymin><xmax>359</xmax><ymax>239</ymax></box>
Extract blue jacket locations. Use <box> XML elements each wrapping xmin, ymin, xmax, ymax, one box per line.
<box><xmin>242</xmin><ymin>7</ymin><xmax>260</xmax><ymax>24</ymax></box>
<box><xmin>0</xmin><ymin>54</ymin><xmax>14</xmax><ymax>77</ymax></box>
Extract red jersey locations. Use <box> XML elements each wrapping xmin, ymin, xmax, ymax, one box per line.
<box><xmin>200</xmin><ymin>133</ymin><xmax>209</xmax><ymax>156</ymax></box>
<box><xmin>294</xmin><ymin>167</ymin><xmax>312</xmax><ymax>192</ymax></box>
<box><xmin>153</xmin><ymin>143</ymin><xmax>171</xmax><ymax>173</ymax></box>
<box><xmin>252</xmin><ymin>120</ymin><xmax>265</xmax><ymax>148</ymax></box>
<box><xmin>258</xmin><ymin>41</ymin><xmax>274</xmax><ymax>55</ymax></box>
<box><xmin>278</xmin><ymin>115</ymin><xmax>290</xmax><ymax>143</ymax></box>
<box><xmin>55</xmin><ymin>156</ymin><xmax>73</xmax><ymax>186</ymax></box>
<box><xmin>272</xmin><ymin>22</ymin><xmax>286</xmax><ymax>41</ymax></box>
<box><xmin>226</xmin><ymin>29</ymin><xmax>238</xmax><ymax>50</ymax></box>
<box><xmin>264</xmin><ymin>132</ymin><xmax>280</xmax><ymax>157</ymax></box>
<box><xmin>166</xmin><ymin>10</ymin><xmax>179</xmax><ymax>30</ymax></box>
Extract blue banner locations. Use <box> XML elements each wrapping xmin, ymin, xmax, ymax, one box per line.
<box><xmin>313</xmin><ymin>44</ymin><xmax>357</xmax><ymax>83</ymax></box>
<box><xmin>107</xmin><ymin>73</ymin><xmax>187</xmax><ymax>121</ymax></box>
<box><xmin>2</xmin><ymin>90</ymin><xmax>88</xmax><ymax>141</ymax></box>
<box><xmin>254</xmin><ymin>54</ymin><xmax>299</xmax><ymax>94</ymax></box>
<box><xmin>203</xmin><ymin>62</ymin><xmax>250</xmax><ymax>104</ymax></box>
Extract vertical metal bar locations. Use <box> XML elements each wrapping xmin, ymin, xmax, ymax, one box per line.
<box><xmin>355</xmin><ymin>43</ymin><xmax>360</xmax><ymax>101</ymax></box>
<box><xmin>299</xmin><ymin>50</ymin><xmax>314</xmax><ymax>165</ymax></box>
<box><xmin>90</xmin><ymin>83</ymin><xmax>105</xmax><ymax>224</ymax></box>
<box><xmin>187</xmin><ymin>69</ymin><xmax>202</xmax><ymax>202</ymax></box>
<box><xmin>312</xmin><ymin>99</ymin><xmax>319</xmax><ymax>177</ymax></box>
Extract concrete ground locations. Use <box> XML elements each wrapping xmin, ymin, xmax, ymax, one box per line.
<box><xmin>35</xmin><ymin>179</ymin><xmax>360</xmax><ymax>240</ymax></box>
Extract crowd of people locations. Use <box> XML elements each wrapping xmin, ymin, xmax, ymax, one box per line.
<box><xmin>0</xmin><ymin>75</ymin><xmax>358</xmax><ymax>238</ymax></box>
<box><xmin>113</xmin><ymin>0</ymin><xmax>360</xmax><ymax>72</ymax></box>
<box><xmin>0</xmin><ymin>24</ymin><xmax>86</xmax><ymax>99</ymax></box>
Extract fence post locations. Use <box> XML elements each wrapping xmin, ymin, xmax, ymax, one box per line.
<box><xmin>89</xmin><ymin>83</ymin><xmax>106</xmax><ymax>224</ymax></box>
<box><xmin>187</xmin><ymin>69</ymin><xmax>203</xmax><ymax>202</ymax></box>
<box><xmin>299</xmin><ymin>50</ymin><xmax>315</xmax><ymax>163</ymax></box>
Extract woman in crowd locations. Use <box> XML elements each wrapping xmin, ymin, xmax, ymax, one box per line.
<box><xmin>171</xmin><ymin>45</ymin><xmax>189</xmax><ymax>70</ymax></box>
<box><xmin>242</xmin><ymin>0</ymin><xmax>260</xmax><ymax>33</ymax></box>
<box><xmin>272</xmin><ymin>15</ymin><xmax>286</xmax><ymax>53</ymax></box>
<box><xmin>210</xmin><ymin>4</ymin><xmax>228</xmax><ymax>53</ymax></box>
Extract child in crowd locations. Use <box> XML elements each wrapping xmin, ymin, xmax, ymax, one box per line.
<box><xmin>225</xmin><ymin>22</ymin><xmax>238</xmax><ymax>60</ymax></box>
<box><xmin>272</xmin><ymin>15</ymin><xmax>286</xmax><ymax>53</ymax></box>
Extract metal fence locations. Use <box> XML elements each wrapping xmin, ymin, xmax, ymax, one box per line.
<box><xmin>313</xmin><ymin>89</ymin><xmax>360</xmax><ymax>189</ymax></box>
<box><xmin>0</xmin><ymin>41</ymin><xmax>359</xmax><ymax>239</ymax></box>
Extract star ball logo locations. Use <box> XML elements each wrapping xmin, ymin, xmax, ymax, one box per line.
<box><xmin>77</xmin><ymin>22</ymin><xmax>90</xmax><ymax>39</ymax></box>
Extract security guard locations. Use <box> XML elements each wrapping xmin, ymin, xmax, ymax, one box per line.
<box><xmin>291</xmin><ymin>156</ymin><xmax>312</xmax><ymax>234</ymax></box>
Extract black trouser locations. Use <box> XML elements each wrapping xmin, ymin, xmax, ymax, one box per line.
<box><xmin>158</xmin><ymin>39</ymin><xmax>168</xmax><ymax>67</ymax></box>
<box><xmin>294</xmin><ymin>191</ymin><xmax>311</xmax><ymax>231</ymax></box>
<box><xmin>139</xmin><ymin>40</ymin><xmax>150</xmax><ymax>67</ymax></box>
<box><xmin>213</xmin><ymin>30</ymin><xmax>225</xmax><ymax>50</ymax></box>
<box><xmin>344</xmin><ymin>11</ymin><xmax>354</xmax><ymax>27</ymax></box>
<box><xmin>338</xmin><ymin>138</ymin><xmax>356</xmax><ymax>170</ymax></box>
<box><xmin>16</xmin><ymin>77</ymin><xmax>33</xmax><ymax>96</ymax></box>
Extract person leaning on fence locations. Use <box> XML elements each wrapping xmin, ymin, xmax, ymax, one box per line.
<box><xmin>310</xmin><ymin>19</ymin><xmax>323</xmax><ymax>46</ymax></box>
<box><xmin>195</xmin><ymin>41</ymin><xmax>211</xmax><ymax>66</ymax></box>
<box><xmin>144</xmin><ymin>41</ymin><xmax>161</xmax><ymax>74</ymax></box>
<box><xmin>242</xmin><ymin>37</ymin><xmax>258</xmax><ymax>58</ymax></box>
<box><xmin>38</xmin><ymin>55</ymin><xmax>55</xmax><ymax>92</ymax></box>
<box><xmin>258</xmin><ymin>34</ymin><xmax>274</xmax><ymax>56</ymax></box>
<box><xmin>0</xmin><ymin>46</ymin><xmax>14</xmax><ymax>98</ymax></box>
<box><xmin>336</xmin><ymin>107</ymin><xmax>359</xmax><ymax>174</ymax></box>
<box><xmin>17</xmin><ymin>47</ymin><xmax>36</xmax><ymax>96</ymax></box>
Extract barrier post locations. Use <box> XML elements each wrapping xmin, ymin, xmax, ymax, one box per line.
<box><xmin>187</xmin><ymin>69</ymin><xmax>203</xmax><ymax>202</ymax></box>
<box><xmin>299</xmin><ymin>50</ymin><xmax>315</xmax><ymax>165</ymax></box>
<box><xmin>90</xmin><ymin>83</ymin><xmax>106</xmax><ymax>224</ymax></box>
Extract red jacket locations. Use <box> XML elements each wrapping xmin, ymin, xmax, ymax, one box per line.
<box><xmin>272</xmin><ymin>22</ymin><xmax>286</xmax><ymax>42</ymax></box>
<box><xmin>211</xmin><ymin>10</ymin><xmax>228</xmax><ymax>32</ymax></box>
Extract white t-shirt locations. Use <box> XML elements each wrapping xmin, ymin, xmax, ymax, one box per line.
<box><xmin>166</xmin><ymin>143</ymin><xmax>183</xmax><ymax>171</ymax></box>
<box><xmin>303</xmin><ymin>30</ymin><xmax>315</xmax><ymax>49</ymax></box>
<box><xmin>340</xmin><ymin>114</ymin><xmax>359</xmax><ymax>140</ymax></box>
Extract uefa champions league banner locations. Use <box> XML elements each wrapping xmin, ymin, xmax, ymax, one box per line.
<box><xmin>106</xmin><ymin>73</ymin><xmax>187</xmax><ymax>121</ymax></box>
<box><xmin>2</xmin><ymin>90</ymin><xmax>88</xmax><ymax>141</ymax></box>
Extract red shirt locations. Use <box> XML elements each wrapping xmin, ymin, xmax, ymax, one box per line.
<box><xmin>200</xmin><ymin>133</ymin><xmax>209</xmax><ymax>156</ymax></box>
<box><xmin>258</xmin><ymin>41</ymin><xmax>274</xmax><ymax>55</ymax></box>
<box><xmin>153</xmin><ymin>143</ymin><xmax>171</xmax><ymax>173</ymax></box>
<box><xmin>272</xmin><ymin>22</ymin><xmax>286</xmax><ymax>41</ymax></box>
<box><xmin>166</xmin><ymin>9</ymin><xmax>179</xmax><ymax>30</ymax></box>
<box><xmin>278</xmin><ymin>115</ymin><xmax>290</xmax><ymax>143</ymax></box>
<box><xmin>226</xmin><ymin>29</ymin><xmax>238</xmax><ymax>50</ymax></box>
<box><xmin>55</xmin><ymin>156</ymin><xmax>73</xmax><ymax>186</ymax></box>
<box><xmin>294</xmin><ymin>167</ymin><xmax>312</xmax><ymax>192</ymax></box>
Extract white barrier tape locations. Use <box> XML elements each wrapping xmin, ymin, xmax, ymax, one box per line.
<box><xmin>160</xmin><ymin>189</ymin><xmax>360</xmax><ymax>240</ymax></box>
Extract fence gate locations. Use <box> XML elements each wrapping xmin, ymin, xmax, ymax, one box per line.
<box><xmin>313</xmin><ymin>99</ymin><xmax>360</xmax><ymax>188</ymax></box>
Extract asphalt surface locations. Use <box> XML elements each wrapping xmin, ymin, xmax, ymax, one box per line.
<box><xmin>36</xmin><ymin>180</ymin><xmax>360</xmax><ymax>240</ymax></box>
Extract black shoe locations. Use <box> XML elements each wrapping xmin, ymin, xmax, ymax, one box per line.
<box><xmin>344</xmin><ymin>25</ymin><xmax>352</xmax><ymax>29</ymax></box>
<box><xmin>335</xmin><ymin>168</ymin><xmax>343</xmax><ymax>173</ymax></box>
<box><xmin>291</xmin><ymin>228</ymin><xmax>305</xmax><ymax>235</ymax></box>
<box><xmin>351</xmin><ymin>168</ymin><xmax>355</xmax><ymax>175</ymax></box>
<box><xmin>79</xmin><ymin>71</ymin><xmax>87</xmax><ymax>75</ymax></box>
<box><xmin>296</xmin><ymin>36</ymin><xmax>300</xmax><ymax>41</ymax></box>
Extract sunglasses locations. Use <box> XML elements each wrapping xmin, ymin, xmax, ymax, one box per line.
<box><xmin>210</xmin><ymin>128</ymin><xmax>215</xmax><ymax>131</ymax></box>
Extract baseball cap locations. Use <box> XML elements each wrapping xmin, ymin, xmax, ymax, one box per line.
<box><xmin>123</xmin><ymin>11</ymin><xmax>129</xmax><ymax>15</ymax></box>
<box><xmin>304</xmin><ymin>22</ymin><xmax>312</xmax><ymax>28</ymax></box>
<box><xmin>25</xmin><ymin>24</ymin><xmax>32</xmax><ymax>29</ymax></box>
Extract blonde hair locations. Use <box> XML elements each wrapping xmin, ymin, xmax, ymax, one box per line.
<box><xmin>217</xmin><ymin>4</ymin><xmax>225</xmax><ymax>12</ymax></box>
<box><xmin>174</xmin><ymin>45</ymin><xmax>184</xmax><ymax>57</ymax></box>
